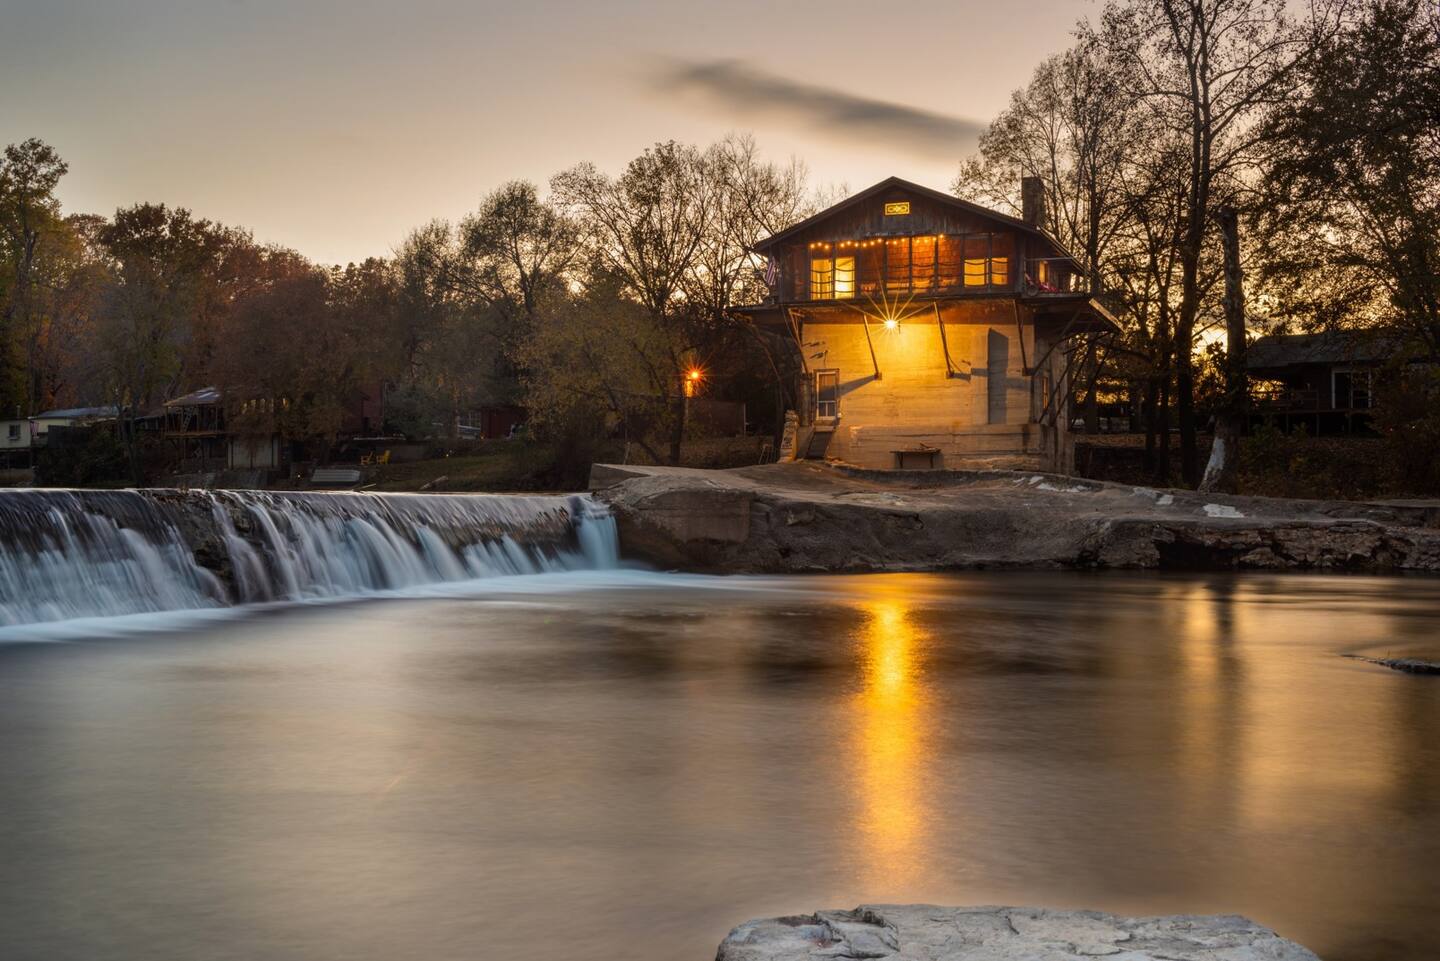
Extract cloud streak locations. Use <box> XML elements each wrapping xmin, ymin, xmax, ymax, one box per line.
<box><xmin>654</xmin><ymin>59</ymin><xmax>985</xmax><ymax>159</ymax></box>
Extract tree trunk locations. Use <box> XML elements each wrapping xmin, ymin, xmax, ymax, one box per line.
<box><xmin>1143</xmin><ymin>378</ymin><xmax>1159</xmax><ymax>476</ymax></box>
<box><xmin>1157</xmin><ymin>376</ymin><xmax>1172</xmax><ymax>486</ymax></box>
<box><xmin>1200</xmin><ymin>206</ymin><xmax>1248</xmax><ymax>493</ymax></box>
<box><xmin>1176</xmin><ymin>325</ymin><xmax>1198</xmax><ymax>486</ymax></box>
<box><xmin>1083</xmin><ymin>369</ymin><xmax>1100</xmax><ymax>434</ymax></box>
<box><xmin>668</xmin><ymin>388</ymin><xmax>686</xmax><ymax>466</ymax></box>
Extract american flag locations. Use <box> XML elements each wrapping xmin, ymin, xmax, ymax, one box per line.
<box><xmin>763</xmin><ymin>256</ymin><xmax>778</xmax><ymax>287</ymax></box>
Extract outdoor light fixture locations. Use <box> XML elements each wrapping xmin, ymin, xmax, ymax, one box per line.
<box><xmin>687</xmin><ymin>369</ymin><xmax>702</xmax><ymax>382</ymax></box>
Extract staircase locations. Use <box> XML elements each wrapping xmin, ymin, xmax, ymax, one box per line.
<box><xmin>804</xmin><ymin>419</ymin><xmax>837</xmax><ymax>459</ymax></box>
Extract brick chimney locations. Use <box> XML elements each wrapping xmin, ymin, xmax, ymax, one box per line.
<box><xmin>1020</xmin><ymin>176</ymin><xmax>1047</xmax><ymax>231</ymax></box>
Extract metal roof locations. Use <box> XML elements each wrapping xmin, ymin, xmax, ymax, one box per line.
<box><xmin>164</xmin><ymin>387</ymin><xmax>223</xmax><ymax>407</ymax></box>
<box><xmin>32</xmin><ymin>405</ymin><xmax>119</xmax><ymax>420</ymax></box>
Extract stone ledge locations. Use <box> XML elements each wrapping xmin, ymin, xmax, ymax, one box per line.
<box><xmin>716</xmin><ymin>905</ymin><xmax>1320</xmax><ymax>960</ymax></box>
<box><xmin>589</xmin><ymin>462</ymin><xmax>1440</xmax><ymax>573</ymax></box>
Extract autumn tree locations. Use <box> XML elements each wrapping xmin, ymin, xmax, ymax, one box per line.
<box><xmin>458</xmin><ymin>180</ymin><xmax>579</xmax><ymax>325</ymax></box>
<box><xmin>93</xmin><ymin>203</ymin><xmax>244</xmax><ymax>477</ymax></box>
<box><xmin>0</xmin><ymin>138</ymin><xmax>70</xmax><ymax>412</ymax></box>
<box><xmin>1258</xmin><ymin>0</ymin><xmax>1440</xmax><ymax>352</ymax></box>
<box><xmin>391</xmin><ymin>222</ymin><xmax>516</xmax><ymax>436</ymax></box>
<box><xmin>551</xmin><ymin>141</ymin><xmax>713</xmax><ymax>463</ymax></box>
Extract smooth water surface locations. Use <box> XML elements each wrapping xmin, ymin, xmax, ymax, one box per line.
<box><xmin>0</xmin><ymin>572</ymin><xmax>1436</xmax><ymax>960</ymax></box>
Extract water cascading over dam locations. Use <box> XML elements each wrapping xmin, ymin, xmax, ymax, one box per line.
<box><xmin>0</xmin><ymin>489</ymin><xmax>619</xmax><ymax>629</ymax></box>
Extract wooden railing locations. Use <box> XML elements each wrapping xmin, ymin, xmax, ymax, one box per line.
<box><xmin>1251</xmin><ymin>386</ymin><xmax>1320</xmax><ymax>411</ymax></box>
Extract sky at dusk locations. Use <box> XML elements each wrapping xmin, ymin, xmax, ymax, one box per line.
<box><xmin>3</xmin><ymin>0</ymin><xmax>1095</xmax><ymax>265</ymax></box>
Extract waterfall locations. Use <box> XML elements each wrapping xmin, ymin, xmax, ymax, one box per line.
<box><xmin>0</xmin><ymin>489</ymin><xmax>619</xmax><ymax>630</ymax></box>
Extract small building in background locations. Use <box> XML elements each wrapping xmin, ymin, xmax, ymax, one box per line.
<box><xmin>456</xmin><ymin>404</ymin><xmax>525</xmax><ymax>440</ymax></box>
<box><xmin>164</xmin><ymin>388</ymin><xmax>286</xmax><ymax>471</ymax></box>
<box><xmin>0</xmin><ymin>417</ymin><xmax>33</xmax><ymax>466</ymax></box>
<box><xmin>733</xmin><ymin>176</ymin><xmax>1117</xmax><ymax>472</ymax></box>
<box><xmin>1247</xmin><ymin>331</ymin><xmax>1389</xmax><ymax>435</ymax></box>
<box><xmin>31</xmin><ymin>406</ymin><xmax>120</xmax><ymax>443</ymax></box>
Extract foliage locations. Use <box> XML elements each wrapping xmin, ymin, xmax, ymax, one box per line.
<box><xmin>33</xmin><ymin>425</ymin><xmax>130</xmax><ymax>487</ymax></box>
<box><xmin>1371</xmin><ymin>363</ymin><xmax>1440</xmax><ymax>493</ymax></box>
<box><xmin>516</xmin><ymin>278</ymin><xmax>678</xmax><ymax>464</ymax></box>
<box><xmin>1257</xmin><ymin>0</ymin><xmax>1440</xmax><ymax>355</ymax></box>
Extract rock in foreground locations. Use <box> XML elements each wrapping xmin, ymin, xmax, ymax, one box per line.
<box><xmin>717</xmin><ymin>905</ymin><xmax>1320</xmax><ymax>960</ymax></box>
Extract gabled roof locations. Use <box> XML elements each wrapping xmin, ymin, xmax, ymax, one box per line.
<box><xmin>165</xmin><ymin>387</ymin><xmax>223</xmax><ymax>407</ymax></box>
<box><xmin>751</xmin><ymin>176</ymin><xmax>1076</xmax><ymax>259</ymax></box>
<box><xmin>1247</xmin><ymin>331</ymin><xmax>1394</xmax><ymax>369</ymax></box>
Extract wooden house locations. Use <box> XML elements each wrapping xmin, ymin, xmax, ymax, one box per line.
<box><xmin>733</xmin><ymin>177</ymin><xmax>1118</xmax><ymax>472</ymax></box>
<box><xmin>1246</xmin><ymin>331</ymin><xmax>1389</xmax><ymax>435</ymax></box>
<box><xmin>163</xmin><ymin>388</ymin><xmax>285</xmax><ymax>471</ymax></box>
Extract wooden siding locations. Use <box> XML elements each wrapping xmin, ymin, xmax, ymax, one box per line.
<box><xmin>770</xmin><ymin>185</ymin><xmax>1073</xmax><ymax>304</ymax></box>
<box><xmin>793</xmin><ymin>300</ymin><xmax>1073</xmax><ymax>471</ymax></box>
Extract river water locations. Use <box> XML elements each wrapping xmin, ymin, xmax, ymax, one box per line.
<box><xmin>0</xmin><ymin>570</ymin><xmax>1436</xmax><ymax>960</ymax></box>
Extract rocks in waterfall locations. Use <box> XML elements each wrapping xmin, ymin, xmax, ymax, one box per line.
<box><xmin>715</xmin><ymin>905</ymin><xmax>1321</xmax><ymax>961</ymax></box>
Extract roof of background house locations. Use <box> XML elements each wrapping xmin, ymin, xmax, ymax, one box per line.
<box><xmin>33</xmin><ymin>405</ymin><xmax>119</xmax><ymax>420</ymax></box>
<box><xmin>164</xmin><ymin>387</ymin><xmax>223</xmax><ymax>407</ymax></box>
<box><xmin>1247</xmin><ymin>330</ymin><xmax>1393</xmax><ymax>369</ymax></box>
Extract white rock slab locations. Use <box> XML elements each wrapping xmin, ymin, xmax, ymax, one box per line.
<box><xmin>716</xmin><ymin>905</ymin><xmax>1320</xmax><ymax>960</ymax></box>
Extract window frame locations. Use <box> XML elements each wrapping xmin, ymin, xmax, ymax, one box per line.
<box><xmin>802</xmin><ymin>232</ymin><xmax>1014</xmax><ymax>300</ymax></box>
<box><xmin>815</xmin><ymin>369</ymin><xmax>840</xmax><ymax>419</ymax></box>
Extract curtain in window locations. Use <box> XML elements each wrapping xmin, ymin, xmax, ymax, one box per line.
<box><xmin>810</xmin><ymin>242</ymin><xmax>834</xmax><ymax>299</ymax></box>
<box><xmin>886</xmin><ymin>238</ymin><xmax>911</xmax><ymax>293</ymax></box>
<box><xmin>963</xmin><ymin>236</ymin><xmax>988</xmax><ymax>286</ymax></box>
<box><xmin>937</xmin><ymin>235</ymin><xmax>962</xmax><ymax>288</ymax></box>
<box><xmin>989</xmin><ymin>234</ymin><xmax>1013</xmax><ymax>286</ymax></box>
<box><xmin>911</xmin><ymin>236</ymin><xmax>936</xmax><ymax>290</ymax></box>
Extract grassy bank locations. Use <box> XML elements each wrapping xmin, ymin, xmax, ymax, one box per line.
<box><xmin>369</xmin><ymin>436</ymin><xmax>769</xmax><ymax>493</ymax></box>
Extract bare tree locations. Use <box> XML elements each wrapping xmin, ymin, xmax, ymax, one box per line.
<box><xmin>1100</xmin><ymin>0</ymin><xmax>1343</xmax><ymax>484</ymax></box>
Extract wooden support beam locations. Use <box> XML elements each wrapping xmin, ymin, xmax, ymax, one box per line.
<box><xmin>1039</xmin><ymin>340</ymin><xmax>1084</xmax><ymax>426</ymax></box>
<box><xmin>1026</xmin><ymin>309</ymin><xmax>1085</xmax><ymax>376</ymax></box>
<box><xmin>933</xmin><ymin>302</ymin><xmax>960</xmax><ymax>378</ymax></box>
<box><xmin>785</xmin><ymin>308</ymin><xmax>809</xmax><ymax>375</ymax></box>
<box><xmin>1013</xmin><ymin>300</ymin><xmax>1030</xmax><ymax>374</ymax></box>
<box><xmin>855</xmin><ymin>307</ymin><xmax>882</xmax><ymax>380</ymax></box>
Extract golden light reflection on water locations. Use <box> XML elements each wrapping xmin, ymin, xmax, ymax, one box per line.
<box><xmin>849</xmin><ymin>580</ymin><xmax>932</xmax><ymax>889</ymax></box>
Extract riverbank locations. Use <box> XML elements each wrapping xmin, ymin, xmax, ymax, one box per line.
<box><xmin>717</xmin><ymin>905</ymin><xmax>1319</xmax><ymax>960</ymax></box>
<box><xmin>590</xmin><ymin>462</ymin><xmax>1440</xmax><ymax>573</ymax></box>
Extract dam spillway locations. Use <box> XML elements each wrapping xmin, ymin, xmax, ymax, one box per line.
<box><xmin>0</xmin><ymin>489</ymin><xmax>619</xmax><ymax>629</ymax></box>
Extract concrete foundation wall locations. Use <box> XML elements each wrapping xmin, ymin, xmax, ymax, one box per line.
<box><xmin>799</xmin><ymin>301</ymin><xmax>1072</xmax><ymax>471</ymax></box>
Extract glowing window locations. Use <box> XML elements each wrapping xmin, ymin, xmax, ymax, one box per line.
<box><xmin>989</xmin><ymin>235</ymin><xmax>1013</xmax><ymax>287</ymax></box>
<box><xmin>886</xmin><ymin>238</ymin><xmax>911</xmax><ymax>293</ymax></box>
<box><xmin>834</xmin><ymin>256</ymin><xmax>855</xmax><ymax>299</ymax></box>
<box><xmin>911</xmin><ymin>236</ymin><xmax>936</xmax><ymax>290</ymax></box>
<box><xmin>963</xmin><ymin>236</ymin><xmax>988</xmax><ymax>286</ymax></box>
<box><xmin>810</xmin><ymin>258</ymin><xmax>833</xmax><ymax>298</ymax></box>
<box><xmin>937</xmin><ymin>235</ymin><xmax>962</xmax><ymax>287</ymax></box>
